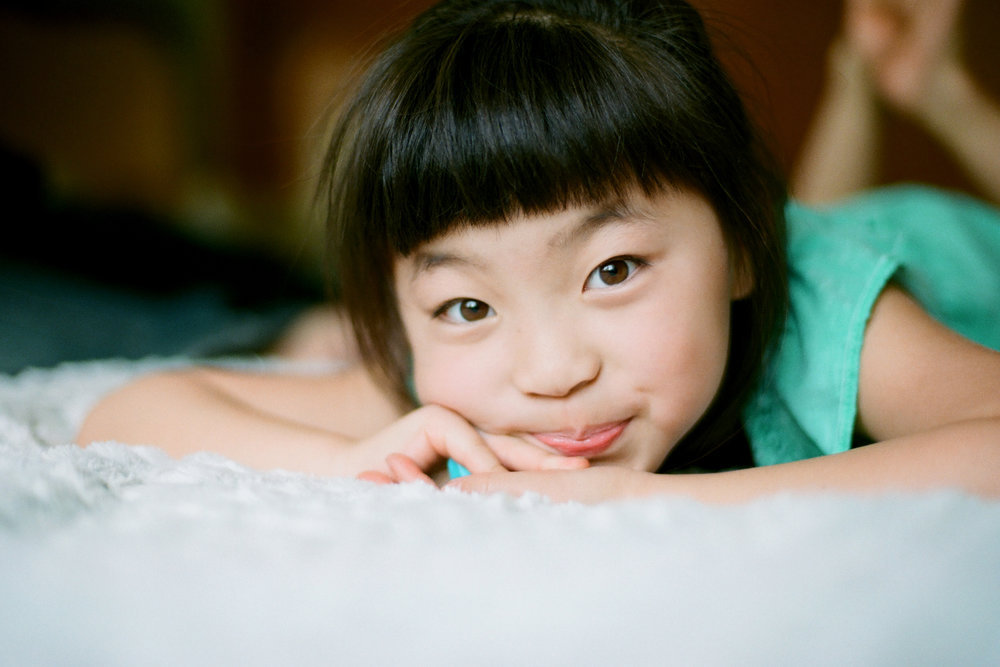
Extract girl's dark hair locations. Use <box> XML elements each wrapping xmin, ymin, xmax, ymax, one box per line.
<box><xmin>322</xmin><ymin>0</ymin><xmax>788</xmax><ymax>470</ymax></box>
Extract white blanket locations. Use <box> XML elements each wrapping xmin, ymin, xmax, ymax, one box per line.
<box><xmin>2</xmin><ymin>359</ymin><xmax>999</xmax><ymax>665</ymax></box>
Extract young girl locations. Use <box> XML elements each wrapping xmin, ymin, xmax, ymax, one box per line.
<box><xmin>78</xmin><ymin>0</ymin><xmax>1000</xmax><ymax>503</ymax></box>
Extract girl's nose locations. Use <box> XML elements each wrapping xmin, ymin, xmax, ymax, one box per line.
<box><xmin>510</xmin><ymin>320</ymin><xmax>601</xmax><ymax>398</ymax></box>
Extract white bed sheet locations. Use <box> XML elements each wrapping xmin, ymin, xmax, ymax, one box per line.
<box><xmin>2</xmin><ymin>359</ymin><xmax>999</xmax><ymax>665</ymax></box>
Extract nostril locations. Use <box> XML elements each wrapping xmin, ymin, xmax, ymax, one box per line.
<box><xmin>515</xmin><ymin>353</ymin><xmax>601</xmax><ymax>398</ymax></box>
<box><xmin>510</xmin><ymin>319</ymin><xmax>601</xmax><ymax>398</ymax></box>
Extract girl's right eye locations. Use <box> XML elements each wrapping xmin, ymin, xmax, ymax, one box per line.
<box><xmin>435</xmin><ymin>298</ymin><xmax>495</xmax><ymax>324</ymax></box>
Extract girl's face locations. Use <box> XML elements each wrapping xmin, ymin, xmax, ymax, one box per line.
<box><xmin>394</xmin><ymin>188</ymin><xmax>749</xmax><ymax>472</ymax></box>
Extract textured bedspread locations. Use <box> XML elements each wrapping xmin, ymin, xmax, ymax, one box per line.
<box><xmin>2</xmin><ymin>360</ymin><xmax>999</xmax><ymax>665</ymax></box>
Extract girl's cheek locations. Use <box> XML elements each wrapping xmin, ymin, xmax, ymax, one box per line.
<box><xmin>413</xmin><ymin>351</ymin><xmax>470</xmax><ymax>405</ymax></box>
<box><xmin>417</xmin><ymin>350</ymin><xmax>501</xmax><ymax>421</ymax></box>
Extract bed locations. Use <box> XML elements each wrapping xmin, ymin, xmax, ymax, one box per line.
<box><xmin>2</xmin><ymin>358</ymin><xmax>999</xmax><ymax>665</ymax></box>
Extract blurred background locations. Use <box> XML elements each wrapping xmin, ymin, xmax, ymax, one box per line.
<box><xmin>0</xmin><ymin>0</ymin><xmax>436</xmax><ymax>279</ymax></box>
<box><xmin>3</xmin><ymin>0</ymin><xmax>1000</xmax><ymax>267</ymax></box>
<box><xmin>1</xmin><ymin>0</ymin><xmax>999</xmax><ymax>368</ymax></box>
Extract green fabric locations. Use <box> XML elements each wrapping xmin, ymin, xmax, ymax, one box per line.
<box><xmin>744</xmin><ymin>186</ymin><xmax>1000</xmax><ymax>466</ymax></box>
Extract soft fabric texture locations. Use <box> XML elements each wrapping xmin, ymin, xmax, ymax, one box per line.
<box><xmin>3</xmin><ymin>359</ymin><xmax>1000</xmax><ymax>665</ymax></box>
<box><xmin>745</xmin><ymin>186</ymin><xmax>1000</xmax><ymax>465</ymax></box>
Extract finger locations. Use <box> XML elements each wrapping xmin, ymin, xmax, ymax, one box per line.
<box><xmin>386</xmin><ymin>453</ymin><xmax>438</xmax><ymax>486</ymax></box>
<box><xmin>539</xmin><ymin>456</ymin><xmax>590</xmax><ymax>471</ymax></box>
<box><xmin>437</xmin><ymin>440</ymin><xmax>507</xmax><ymax>474</ymax></box>
<box><xmin>357</xmin><ymin>470</ymin><xmax>394</xmax><ymax>485</ymax></box>
<box><xmin>398</xmin><ymin>406</ymin><xmax>508</xmax><ymax>474</ymax></box>
<box><xmin>445</xmin><ymin>470</ymin><xmax>550</xmax><ymax>499</ymax></box>
<box><xmin>446</xmin><ymin>472</ymin><xmax>517</xmax><ymax>497</ymax></box>
<box><xmin>480</xmin><ymin>432</ymin><xmax>591</xmax><ymax>472</ymax></box>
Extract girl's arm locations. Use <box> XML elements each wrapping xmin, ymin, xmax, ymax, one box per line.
<box><xmin>77</xmin><ymin>365</ymin><xmax>402</xmax><ymax>476</ymax></box>
<box><xmin>78</xmin><ymin>364</ymin><xmax>585</xmax><ymax>478</ymax></box>
<box><xmin>446</xmin><ymin>286</ymin><xmax>1000</xmax><ymax>503</ymax></box>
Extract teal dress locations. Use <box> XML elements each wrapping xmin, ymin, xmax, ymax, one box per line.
<box><xmin>744</xmin><ymin>186</ymin><xmax>1000</xmax><ymax>466</ymax></box>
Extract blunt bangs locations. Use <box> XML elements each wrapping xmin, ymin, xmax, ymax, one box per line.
<box><xmin>336</xmin><ymin>0</ymin><xmax>751</xmax><ymax>257</ymax></box>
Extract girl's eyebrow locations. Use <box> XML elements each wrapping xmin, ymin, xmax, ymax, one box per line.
<box><xmin>408</xmin><ymin>200</ymin><xmax>656</xmax><ymax>280</ymax></box>
<box><xmin>409</xmin><ymin>249</ymin><xmax>485</xmax><ymax>277</ymax></box>
<box><xmin>548</xmin><ymin>201</ymin><xmax>656</xmax><ymax>250</ymax></box>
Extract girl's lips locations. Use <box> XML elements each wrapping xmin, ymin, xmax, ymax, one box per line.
<box><xmin>530</xmin><ymin>420</ymin><xmax>629</xmax><ymax>458</ymax></box>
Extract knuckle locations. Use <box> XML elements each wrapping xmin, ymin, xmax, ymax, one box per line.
<box><xmin>418</xmin><ymin>404</ymin><xmax>464</xmax><ymax>431</ymax></box>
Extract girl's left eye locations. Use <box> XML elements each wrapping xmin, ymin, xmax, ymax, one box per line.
<box><xmin>584</xmin><ymin>257</ymin><xmax>643</xmax><ymax>290</ymax></box>
<box><xmin>436</xmin><ymin>298</ymin><xmax>495</xmax><ymax>323</ymax></box>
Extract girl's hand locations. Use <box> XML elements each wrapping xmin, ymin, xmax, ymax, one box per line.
<box><xmin>444</xmin><ymin>467</ymin><xmax>656</xmax><ymax>504</ymax></box>
<box><xmin>354</xmin><ymin>405</ymin><xmax>588</xmax><ymax>484</ymax></box>
<box><xmin>843</xmin><ymin>0</ymin><xmax>964</xmax><ymax>114</ymax></box>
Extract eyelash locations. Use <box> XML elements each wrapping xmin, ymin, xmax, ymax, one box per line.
<box><xmin>431</xmin><ymin>255</ymin><xmax>647</xmax><ymax>323</ymax></box>
<box><xmin>433</xmin><ymin>298</ymin><xmax>495</xmax><ymax>324</ymax></box>
<box><xmin>583</xmin><ymin>256</ymin><xmax>647</xmax><ymax>290</ymax></box>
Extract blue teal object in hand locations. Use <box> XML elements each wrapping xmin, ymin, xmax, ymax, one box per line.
<box><xmin>447</xmin><ymin>459</ymin><xmax>471</xmax><ymax>479</ymax></box>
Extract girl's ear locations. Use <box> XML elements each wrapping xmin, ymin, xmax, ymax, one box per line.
<box><xmin>730</xmin><ymin>247</ymin><xmax>755</xmax><ymax>300</ymax></box>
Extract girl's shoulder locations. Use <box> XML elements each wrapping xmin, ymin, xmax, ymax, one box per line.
<box><xmin>785</xmin><ymin>185</ymin><xmax>1000</xmax><ymax>341</ymax></box>
<box><xmin>745</xmin><ymin>186</ymin><xmax>1000</xmax><ymax>465</ymax></box>
<box><xmin>187</xmin><ymin>363</ymin><xmax>405</xmax><ymax>439</ymax></box>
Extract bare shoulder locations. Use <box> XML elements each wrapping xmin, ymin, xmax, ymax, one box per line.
<box><xmin>78</xmin><ymin>361</ymin><xmax>406</xmax><ymax>449</ymax></box>
<box><xmin>186</xmin><ymin>363</ymin><xmax>406</xmax><ymax>438</ymax></box>
<box><xmin>857</xmin><ymin>284</ymin><xmax>1000</xmax><ymax>441</ymax></box>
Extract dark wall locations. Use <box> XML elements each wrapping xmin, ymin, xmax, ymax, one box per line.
<box><xmin>699</xmin><ymin>0</ymin><xmax>1000</xmax><ymax>196</ymax></box>
<box><xmin>4</xmin><ymin>0</ymin><xmax>998</xmax><ymax>237</ymax></box>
